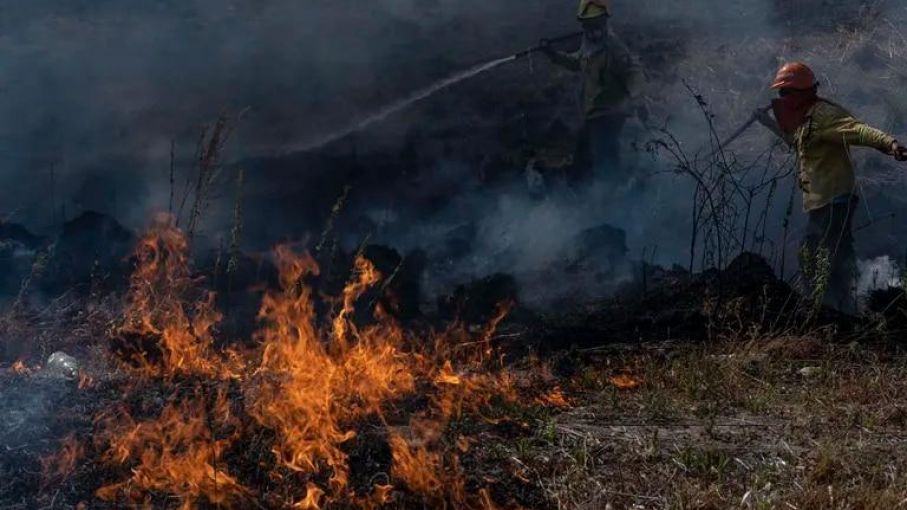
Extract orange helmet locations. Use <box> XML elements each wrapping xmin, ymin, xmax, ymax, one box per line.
<box><xmin>771</xmin><ymin>62</ymin><xmax>817</xmax><ymax>90</ymax></box>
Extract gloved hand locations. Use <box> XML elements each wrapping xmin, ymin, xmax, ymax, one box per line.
<box><xmin>753</xmin><ymin>107</ymin><xmax>774</xmax><ymax>128</ymax></box>
<box><xmin>891</xmin><ymin>141</ymin><xmax>907</xmax><ymax>162</ymax></box>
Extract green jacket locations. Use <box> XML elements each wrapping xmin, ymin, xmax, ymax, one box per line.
<box><xmin>789</xmin><ymin>100</ymin><xmax>896</xmax><ymax>211</ymax></box>
<box><xmin>548</xmin><ymin>33</ymin><xmax>644</xmax><ymax>120</ymax></box>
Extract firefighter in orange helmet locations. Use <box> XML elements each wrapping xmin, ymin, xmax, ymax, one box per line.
<box><xmin>540</xmin><ymin>0</ymin><xmax>646</xmax><ymax>187</ymax></box>
<box><xmin>755</xmin><ymin>61</ymin><xmax>907</xmax><ymax>311</ymax></box>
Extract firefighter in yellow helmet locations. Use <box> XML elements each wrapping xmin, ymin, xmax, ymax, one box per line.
<box><xmin>755</xmin><ymin>62</ymin><xmax>907</xmax><ymax>311</ymax></box>
<box><xmin>577</xmin><ymin>0</ymin><xmax>609</xmax><ymax>19</ymax></box>
<box><xmin>541</xmin><ymin>0</ymin><xmax>646</xmax><ymax>187</ymax></box>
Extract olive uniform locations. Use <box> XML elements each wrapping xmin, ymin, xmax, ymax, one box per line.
<box><xmin>789</xmin><ymin>99</ymin><xmax>897</xmax><ymax>311</ymax></box>
<box><xmin>547</xmin><ymin>32</ymin><xmax>644</xmax><ymax>184</ymax></box>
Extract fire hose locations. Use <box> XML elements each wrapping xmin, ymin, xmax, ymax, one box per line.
<box><xmin>699</xmin><ymin>104</ymin><xmax>774</xmax><ymax>160</ymax></box>
<box><xmin>513</xmin><ymin>32</ymin><xmax>584</xmax><ymax>59</ymax></box>
<box><xmin>717</xmin><ymin>104</ymin><xmax>773</xmax><ymax>149</ymax></box>
<box><xmin>282</xmin><ymin>31</ymin><xmax>584</xmax><ymax>154</ymax></box>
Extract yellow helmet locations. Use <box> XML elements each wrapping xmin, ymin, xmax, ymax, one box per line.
<box><xmin>577</xmin><ymin>0</ymin><xmax>610</xmax><ymax>19</ymax></box>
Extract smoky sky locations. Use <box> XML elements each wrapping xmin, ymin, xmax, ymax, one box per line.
<box><xmin>2</xmin><ymin>0</ymin><xmax>907</xmax><ymax>293</ymax></box>
<box><xmin>0</xmin><ymin>0</ymin><xmax>574</xmax><ymax>229</ymax></box>
<box><xmin>0</xmin><ymin>0</ymin><xmax>778</xmax><ymax>228</ymax></box>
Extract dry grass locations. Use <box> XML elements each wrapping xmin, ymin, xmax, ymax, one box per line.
<box><xmin>503</xmin><ymin>337</ymin><xmax>907</xmax><ymax>509</ymax></box>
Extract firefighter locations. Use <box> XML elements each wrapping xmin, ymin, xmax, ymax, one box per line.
<box><xmin>540</xmin><ymin>0</ymin><xmax>646</xmax><ymax>187</ymax></box>
<box><xmin>755</xmin><ymin>61</ymin><xmax>907</xmax><ymax>312</ymax></box>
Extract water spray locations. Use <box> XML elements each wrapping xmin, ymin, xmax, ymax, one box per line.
<box><xmin>283</xmin><ymin>32</ymin><xmax>583</xmax><ymax>155</ymax></box>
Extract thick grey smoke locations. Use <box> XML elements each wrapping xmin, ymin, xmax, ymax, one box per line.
<box><xmin>0</xmin><ymin>0</ymin><xmax>571</xmax><ymax>229</ymax></box>
<box><xmin>346</xmin><ymin>0</ymin><xmax>907</xmax><ymax>303</ymax></box>
<box><xmin>2</xmin><ymin>0</ymin><xmax>907</xmax><ymax>306</ymax></box>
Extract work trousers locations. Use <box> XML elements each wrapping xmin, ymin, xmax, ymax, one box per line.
<box><xmin>573</xmin><ymin>114</ymin><xmax>627</xmax><ymax>186</ymax></box>
<box><xmin>800</xmin><ymin>196</ymin><xmax>858</xmax><ymax>313</ymax></box>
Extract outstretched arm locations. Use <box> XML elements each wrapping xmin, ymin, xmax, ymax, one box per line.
<box><xmin>814</xmin><ymin>106</ymin><xmax>905</xmax><ymax>159</ymax></box>
<box><xmin>540</xmin><ymin>42</ymin><xmax>581</xmax><ymax>72</ymax></box>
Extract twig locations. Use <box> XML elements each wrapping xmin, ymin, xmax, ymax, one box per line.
<box><xmin>169</xmin><ymin>139</ymin><xmax>176</xmax><ymax>214</ymax></box>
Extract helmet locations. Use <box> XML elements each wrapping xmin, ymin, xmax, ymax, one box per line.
<box><xmin>771</xmin><ymin>62</ymin><xmax>817</xmax><ymax>90</ymax></box>
<box><xmin>577</xmin><ymin>0</ymin><xmax>610</xmax><ymax>20</ymax></box>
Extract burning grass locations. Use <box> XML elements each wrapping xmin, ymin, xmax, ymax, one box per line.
<box><xmin>8</xmin><ymin>217</ymin><xmax>907</xmax><ymax>509</ymax></box>
<box><xmin>25</xmin><ymin>215</ymin><xmax>553</xmax><ymax>509</ymax></box>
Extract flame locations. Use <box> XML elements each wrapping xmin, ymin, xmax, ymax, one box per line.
<box><xmin>386</xmin><ymin>313</ymin><xmax>517</xmax><ymax>506</ymax></box>
<box><xmin>247</xmin><ymin>250</ymin><xmax>414</xmax><ymax>503</ymax></box>
<box><xmin>345</xmin><ymin>484</ymin><xmax>396</xmax><ymax>510</ymax></box>
<box><xmin>83</xmin><ymin>219</ymin><xmax>524</xmax><ymax>508</ymax></box>
<box><xmin>248</xmin><ymin>248</ymin><xmax>516</xmax><ymax>506</ymax></box>
<box><xmin>41</xmin><ymin>434</ymin><xmax>84</xmax><ymax>483</ymax></box>
<box><xmin>117</xmin><ymin>213</ymin><xmax>228</xmax><ymax>379</ymax></box>
<box><xmin>94</xmin><ymin>388</ymin><xmax>246</xmax><ymax>509</ymax></box>
<box><xmin>479</xmin><ymin>488</ymin><xmax>499</xmax><ymax>510</ymax></box>
<box><xmin>10</xmin><ymin>359</ymin><xmax>30</xmax><ymax>375</ymax></box>
<box><xmin>77</xmin><ymin>371</ymin><xmax>94</xmax><ymax>390</ymax></box>
<box><xmin>434</xmin><ymin>360</ymin><xmax>463</xmax><ymax>385</ymax></box>
<box><xmin>609</xmin><ymin>373</ymin><xmax>642</xmax><ymax>390</ymax></box>
<box><xmin>297</xmin><ymin>483</ymin><xmax>325</xmax><ymax>509</ymax></box>
<box><xmin>388</xmin><ymin>434</ymin><xmax>444</xmax><ymax>496</ymax></box>
<box><xmin>372</xmin><ymin>484</ymin><xmax>394</xmax><ymax>504</ymax></box>
<box><xmin>535</xmin><ymin>386</ymin><xmax>571</xmax><ymax>408</ymax></box>
<box><xmin>331</xmin><ymin>254</ymin><xmax>381</xmax><ymax>353</ymax></box>
<box><xmin>478</xmin><ymin>301</ymin><xmax>513</xmax><ymax>361</ymax></box>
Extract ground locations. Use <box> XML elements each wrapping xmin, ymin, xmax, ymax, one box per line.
<box><xmin>509</xmin><ymin>336</ymin><xmax>907</xmax><ymax>509</ymax></box>
<box><xmin>5</xmin><ymin>325</ymin><xmax>907</xmax><ymax>509</ymax></box>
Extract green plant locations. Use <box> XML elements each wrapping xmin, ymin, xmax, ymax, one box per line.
<box><xmin>674</xmin><ymin>447</ymin><xmax>731</xmax><ymax>481</ymax></box>
<box><xmin>809</xmin><ymin>443</ymin><xmax>844</xmax><ymax>485</ymax></box>
<box><xmin>799</xmin><ymin>244</ymin><xmax>831</xmax><ymax>321</ymax></box>
<box><xmin>537</xmin><ymin>417</ymin><xmax>559</xmax><ymax>444</ymax></box>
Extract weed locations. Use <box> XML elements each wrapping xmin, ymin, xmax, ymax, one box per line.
<box><xmin>674</xmin><ymin>446</ymin><xmax>731</xmax><ymax>481</ymax></box>
<box><xmin>808</xmin><ymin>442</ymin><xmax>844</xmax><ymax>485</ymax></box>
<box><xmin>640</xmin><ymin>389</ymin><xmax>678</xmax><ymax>422</ymax></box>
<box><xmin>800</xmin><ymin>244</ymin><xmax>831</xmax><ymax>321</ymax></box>
<box><xmin>537</xmin><ymin>417</ymin><xmax>559</xmax><ymax>444</ymax></box>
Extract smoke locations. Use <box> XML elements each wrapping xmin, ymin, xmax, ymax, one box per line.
<box><xmin>359</xmin><ymin>163</ymin><xmax>702</xmax><ymax>305</ymax></box>
<box><xmin>857</xmin><ymin>255</ymin><xmax>902</xmax><ymax>296</ymax></box>
<box><xmin>0</xmin><ymin>0</ymin><xmax>570</xmax><ymax>230</ymax></box>
<box><xmin>333</xmin><ymin>0</ymin><xmax>907</xmax><ymax>305</ymax></box>
<box><xmin>3</xmin><ymin>0</ymin><xmax>907</xmax><ymax>307</ymax></box>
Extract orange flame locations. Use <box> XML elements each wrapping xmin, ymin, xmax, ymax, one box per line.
<box><xmin>10</xmin><ymin>360</ymin><xmax>31</xmax><ymax>375</ymax></box>
<box><xmin>535</xmin><ymin>386</ymin><xmax>571</xmax><ymax>408</ymax></box>
<box><xmin>331</xmin><ymin>254</ymin><xmax>381</xmax><ymax>353</ymax></box>
<box><xmin>385</xmin><ymin>309</ymin><xmax>517</xmax><ymax>506</ymax></box>
<box><xmin>77</xmin><ymin>371</ymin><xmax>95</xmax><ymax>390</ymax></box>
<box><xmin>94</xmin><ymin>388</ymin><xmax>246</xmax><ymax>509</ymax></box>
<box><xmin>479</xmin><ymin>488</ymin><xmax>499</xmax><ymax>509</ymax></box>
<box><xmin>117</xmin><ymin>213</ymin><xmax>227</xmax><ymax>379</ymax></box>
<box><xmin>41</xmin><ymin>434</ymin><xmax>84</xmax><ymax>483</ymax></box>
<box><xmin>247</xmin><ymin>250</ymin><xmax>414</xmax><ymax>503</ymax></box>
<box><xmin>87</xmin><ymin>219</ymin><xmax>523</xmax><ymax>508</ymax></box>
<box><xmin>296</xmin><ymin>483</ymin><xmax>325</xmax><ymax>509</ymax></box>
<box><xmin>389</xmin><ymin>434</ymin><xmax>444</xmax><ymax>496</ymax></box>
<box><xmin>609</xmin><ymin>373</ymin><xmax>642</xmax><ymax>390</ymax></box>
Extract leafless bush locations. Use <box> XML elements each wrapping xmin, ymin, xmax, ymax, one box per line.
<box><xmin>647</xmin><ymin>83</ymin><xmax>795</xmax><ymax>281</ymax></box>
